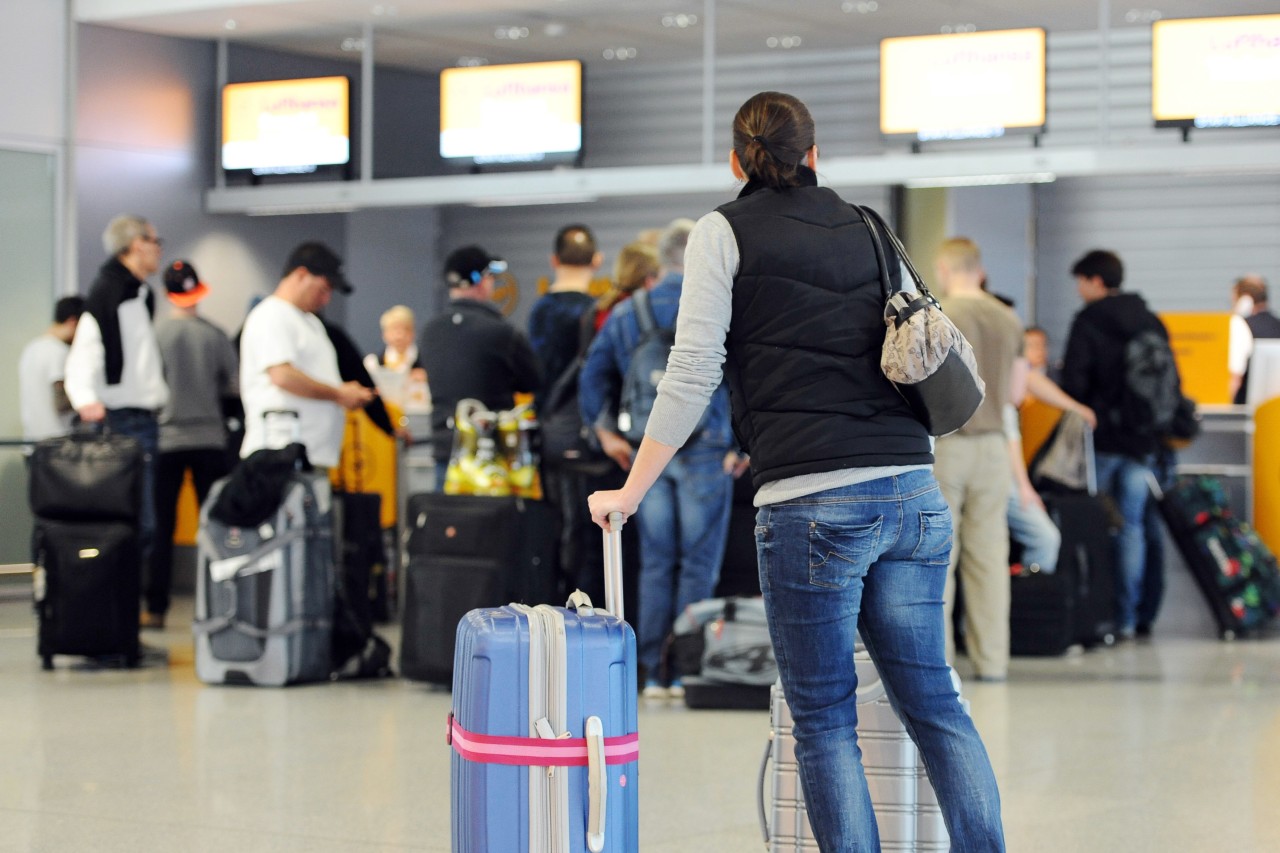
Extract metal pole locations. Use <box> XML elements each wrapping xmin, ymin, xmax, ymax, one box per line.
<box><xmin>1098</xmin><ymin>0</ymin><xmax>1111</xmax><ymax>145</ymax></box>
<box><xmin>215</xmin><ymin>38</ymin><xmax>228</xmax><ymax>189</ymax></box>
<box><xmin>62</xmin><ymin>0</ymin><xmax>77</xmax><ymax>293</ymax></box>
<box><xmin>701</xmin><ymin>0</ymin><xmax>716</xmax><ymax>165</ymax></box>
<box><xmin>361</xmin><ymin>22</ymin><xmax>374</xmax><ymax>182</ymax></box>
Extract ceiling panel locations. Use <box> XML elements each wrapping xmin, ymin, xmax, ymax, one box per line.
<box><xmin>75</xmin><ymin>0</ymin><xmax>1280</xmax><ymax>73</ymax></box>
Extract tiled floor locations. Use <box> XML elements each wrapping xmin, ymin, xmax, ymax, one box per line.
<box><xmin>2</xmin><ymin>591</ymin><xmax>1280</xmax><ymax>852</ymax></box>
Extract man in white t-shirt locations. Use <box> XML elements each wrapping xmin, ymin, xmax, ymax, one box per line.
<box><xmin>239</xmin><ymin>242</ymin><xmax>374</xmax><ymax>468</ymax></box>
<box><xmin>19</xmin><ymin>297</ymin><xmax>86</xmax><ymax>444</ymax></box>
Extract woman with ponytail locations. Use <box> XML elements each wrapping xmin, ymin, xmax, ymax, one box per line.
<box><xmin>589</xmin><ymin>92</ymin><xmax>1005</xmax><ymax>851</ymax></box>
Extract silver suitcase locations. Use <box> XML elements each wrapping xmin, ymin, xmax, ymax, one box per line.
<box><xmin>760</xmin><ymin>650</ymin><xmax>960</xmax><ymax>852</ymax></box>
<box><xmin>194</xmin><ymin>471</ymin><xmax>335</xmax><ymax>686</ymax></box>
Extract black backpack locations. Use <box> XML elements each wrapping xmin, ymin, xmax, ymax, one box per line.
<box><xmin>618</xmin><ymin>289</ymin><xmax>675</xmax><ymax>444</ymax></box>
<box><xmin>539</xmin><ymin>356</ymin><xmax>613</xmax><ymax>475</ymax></box>
<box><xmin>1116</xmin><ymin>328</ymin><xmax>1182</xmax><ymax>438</ymax></box>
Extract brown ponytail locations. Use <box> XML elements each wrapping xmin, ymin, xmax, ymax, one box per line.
<box><xmin>731</xmin><ymin>91</ymin><xmax>816</xmax><ymax>191</ymax></box>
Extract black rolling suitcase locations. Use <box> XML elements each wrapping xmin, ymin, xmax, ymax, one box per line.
<box><xmin>1012</xmin><ymin>422</ymin><xmax>1118</xmax><ymax>655</ymax></box>
<box><xmin>29</xmin><ymin>429</ymin><xmax>145</xmax><ymax>669</ymax></box>
<box><xmin>715</xmin><ymin>474</ymin><xmax>761</xmax><ymax>598</ymax></box>
<box><xmin>400</xmin><ymin>494</ymin><xmax>558</xmax><ymax>683</ymax></box>
<box><xmin>34</xmin><ymin>520</ymin><xmax>141</xmax><ymax>669</ymax></box>
<box><xmin>1153</xmin><ymin>475</ymin><xmax>1280</xmax><ymax>639</ymax></box>
<box><xmin>1010</xmin><ymin>493</ymin><xmax>1118</xmax><ymax>655</ymax></box>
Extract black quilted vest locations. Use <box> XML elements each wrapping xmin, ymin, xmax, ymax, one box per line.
<box><xmin>1236</xmin><ymin>310</ymin><xmax>1280</xmax><ymax>404</ymax></box>
<box><xmin>717</xmin><ymin>182</ymin><xmax>933</xmax><ymax>488</ymax></box>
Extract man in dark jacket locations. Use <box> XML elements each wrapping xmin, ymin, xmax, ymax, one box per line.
<box><xmin>1060</xmin><ymin>249</ymin><xmax>1174</xmax><ymax>639</ymax></box>
<box><xmin>419</xmin><ymin>245</ymin><xmax>541</xmax><ymax>475</ymax></box>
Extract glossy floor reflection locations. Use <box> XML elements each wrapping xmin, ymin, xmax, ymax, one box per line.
<box><xmin>2</xmin><ymin>592</ymin><xmax>1279</xmax><ymax>852</ymax></box>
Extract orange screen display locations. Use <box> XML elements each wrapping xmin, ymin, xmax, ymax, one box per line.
<box><xmin>221</xmin><ymin>76</ymin><xmax>349</xmax><ymax>171</ymax></box>
<box><xmin>1153</xmin><ymin>15</ymin><xmax>1280</xmax><ymax>128</ymax></box>
<box><xmin>440</xmin><ymin>60</ymin><xmax>582</xmax><ymax>163</ymax></box>
<box><xmin>880</xmin><ymin>29</ymin><xmax>1046</xmax><ymax>140</ymax></box>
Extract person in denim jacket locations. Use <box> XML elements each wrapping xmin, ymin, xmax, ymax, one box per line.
<box><xmin>580</xmin><ymin>218</ymin><xmax>738</xmax><ymax>699</ymax></box>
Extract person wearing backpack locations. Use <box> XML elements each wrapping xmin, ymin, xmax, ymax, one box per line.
<box><xmin>579</xmin><ymin>218</ymin><xmax>738</xmax><ymax>699</ymax></box>
<box><xmin>1060</xmin><ymin>249</ymin><xmax>1181</xmax><ymax>640</ymax></box>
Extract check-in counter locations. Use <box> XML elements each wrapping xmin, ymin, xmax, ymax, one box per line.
<box><xmin>1177</xmin><ymin>405</ymin><xmax>1253</xmax><ymax>520</ymax></box>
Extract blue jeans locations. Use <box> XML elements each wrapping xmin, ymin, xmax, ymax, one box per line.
<box><xmin>1007</xmin><ymin>490</ymin><xmax>1061</xmax><ymax>573</ymax></box>
<box><xmin>103</xmin><ymin>408</ymin><xmax>159</xmax><ymax>571</ymax></box>
<box><xmin>1095</xmin><ymin>452</ymin><xmax>1154</xmax><ymax>633</ymax></box>
<box><xmin>1139</xmin><ymin>448</ymin><xmax>1177</xmax><ymax>630</ymax></box>
<box><xmin>756</xmin><ymin>470</ymin><xmax>1004</xmax><ymax>852</ymax></box>
<box><xmin>634</xmin><ymin>446</ymin><xmax>732</xmax><ymax>677</ymax></box>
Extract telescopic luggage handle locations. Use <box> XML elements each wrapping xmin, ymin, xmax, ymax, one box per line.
<box><xmin>603</xmin><ymin>511</ymin><xmax>625</xmax><ymax>621</ymax></box>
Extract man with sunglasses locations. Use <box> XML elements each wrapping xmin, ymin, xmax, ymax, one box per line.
<box><xmin>64</xmin><ymin>214</ymin><xmax>171</xmax><ymax>598</ymax></box>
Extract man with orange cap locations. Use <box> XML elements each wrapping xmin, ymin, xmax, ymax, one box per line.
<box><xmin>148</xmin><ymin>260</ymin><xmax>239</xmax><ymax>629</ymax></box>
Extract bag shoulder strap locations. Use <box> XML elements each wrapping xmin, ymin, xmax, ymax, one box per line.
<box><xmin>850</xmin><ymin>204</ymin><xmax>893</xmax><ymax>303</ymax></box>
<box><xmin>852</xmin><ymin>204</ymin><xmax>939</xmax><ymax>306</ymax></box>
<box><xmin>631</xmin><ymin>288</ymin><xmax>658</xmax><ymax>337</ymax></box>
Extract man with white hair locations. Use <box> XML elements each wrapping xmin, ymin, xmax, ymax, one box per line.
<box><xmin>64</xmin><ymin>214</ymin><xmax>171</xmax><ymax>585</ymax></box>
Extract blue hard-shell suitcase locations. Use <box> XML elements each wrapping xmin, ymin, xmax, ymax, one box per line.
<box><xmin>449</xmin><ymin>515</ymin><xmax>639</xmax><ymax>853</ymax></box>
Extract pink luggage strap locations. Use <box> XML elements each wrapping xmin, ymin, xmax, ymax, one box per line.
<box><xmin>448</xmin><ymin>713</ymin><xmax>639</xmax><ymax>767</ymax></box>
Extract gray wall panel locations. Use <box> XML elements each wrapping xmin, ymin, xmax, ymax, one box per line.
<box><xmin>1034</xmin><ymin>175</ymin><xmax>1280</xmax><ymax>357</ymax></box>
<box><xmin>437</xmin><ymin>184</ymin><xmax>890</xmax><ymax>332</ymax></box>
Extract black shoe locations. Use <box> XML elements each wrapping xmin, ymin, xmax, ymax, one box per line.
<box><xmin>137</xmin><ymin>642</ymin><xmax>170</xmax><ymax>667</ymax></box>
<box><xmin>1135</xmin><ymin>624</ymin><xmax>1153</xmax><ymax>639</ymax></box>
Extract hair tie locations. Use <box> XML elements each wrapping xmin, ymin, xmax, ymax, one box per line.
<box><xmin>751</xmin><ymin>134</ymin><xmax>776</xmax><ymax>160</ymax></box>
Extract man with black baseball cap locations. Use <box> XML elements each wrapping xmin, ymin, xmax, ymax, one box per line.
<box><xmin>238</xmin><ymin>241</ymin><xmax>372</xmax><ymax>468</ymax></box>
<box><xmin>285</xmin><ymin>242</ymin><xmax>354</xmax><ymax>295</ymax></box>
<box><xmin>420</xmin><ymin>244</ymin><xmax>540</xmax><ymax>477</ymax></box>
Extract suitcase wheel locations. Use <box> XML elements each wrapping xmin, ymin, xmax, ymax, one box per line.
<box><xmin>41</xmin><ymin>655</ymin><xmax>53</xmax><ymax>671</ymax></box>
<box><xmin>1220</xmin><ymin>629</ymin><xmax>1237</xmax><ymax>642</ymax></box>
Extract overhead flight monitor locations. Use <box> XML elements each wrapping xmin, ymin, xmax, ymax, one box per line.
<box><xmin>1153</xmin><ymin>14</ymin><xmax>1280</xmax><ymax>129</ymax></box>
<box><xmin>881</xmin><ymin>28</ymin><xmax>1047</xmax><ymax>142</ymax></box>
<box><xmin>222</xmin><ymin>76</ymin><xmax>350</xmax><ymax>174</ymax></box>
<box><xmin>440</xmin><ymin>60</ymin><xmax>584</xmax><ymax>166</ymax></box>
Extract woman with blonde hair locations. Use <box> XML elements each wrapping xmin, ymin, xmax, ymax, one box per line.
<box><xmin>363</xmin><ymin>304</ymin><xmax>427</xmax><ymax>409</ymax></box>
<box><xmin>590</xmin><ymin>241</ymin><xmax>659</xmax><ymax>334</ymax></box>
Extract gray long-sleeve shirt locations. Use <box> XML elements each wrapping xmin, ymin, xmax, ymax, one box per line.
<box><xmin>647</xmin><ymin>210</ymin><xmax>928</xmax><ymax>507</ymax></box>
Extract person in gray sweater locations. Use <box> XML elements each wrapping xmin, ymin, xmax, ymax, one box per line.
<box><xmin>149</xmin><ymin>260</ymin><xmax>239</xmax><ymax>629</ymax></box>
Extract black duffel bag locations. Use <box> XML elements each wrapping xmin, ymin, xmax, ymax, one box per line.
<box><xmin>29</xmin><ymin>429</ymin><xmax>143</xmax><ymax>523</ymax></box>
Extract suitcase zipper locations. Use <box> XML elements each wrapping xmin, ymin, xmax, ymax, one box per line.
<box><xmin>519</xmin><ymin>604</ymin><xmax>570</xmax><ymax>853</ymax></box>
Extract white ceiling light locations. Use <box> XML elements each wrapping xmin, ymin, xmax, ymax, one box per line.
<box><xmin>371</xmin><ymin>4</ymin><xmax>397</xmax><ymax>16</ymax></box>
<box><xmin>1124</xmin><ymin>8</ymin><xmax>1163</xmax><ymax>24</ymax></box>
<box><xmin>940</xmin><ymin>24</ymin><xmax>978</xmax><ymax>34</ymax></box>
<box><xmin>224</xmin><ymin>19</ymin><xmax>236</xmax><ymax>30</ymax></box>
<box><xmin>904</xmin><ymin>172</ymin><xmax>1057</xmax><ymax>189</ymax></box>
<box><xmin>456</xmin><ymin>57</ymin><xmax>487</xmax><ymax>67</ymax></box>
<box><xmin>841</xmin><ymin>1</ymin><xmax>879</xmax><ymax>12</ymax></box>
<box><xmin>603</xmin><ymin>47</ymin><xmax>638</xmax><ymax>60</ymax></box>
<box><xmin>766</xmin><ymin>36</ymin><xmax>803</xmax><ymax>49</ymax></box>
<box><xmin>494</xmin><ymin>26</ymin><xmax>530</xmax><ymax>40</ymax></box>
<box><xmin>661</xmin><ymin>13</ymin><xmax>699</xmax><ymax>28</ymax></box>
<box><xmin>341</xmin><ymin>37</ymin><xmax>365</xmax><ymax>52</ymax></box>
<box><xmin>544</xmin><ymin>23</ymin><xmax>567</xmax><ymax>37</ymax></box>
